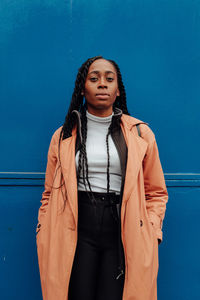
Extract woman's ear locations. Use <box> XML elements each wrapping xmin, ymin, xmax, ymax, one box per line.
<box><xmin>116</xmin><ymin>88</ymin><xmax>120</xmax><ymax>96</ymax></box>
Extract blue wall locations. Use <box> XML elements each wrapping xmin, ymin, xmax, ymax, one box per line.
<box><xmin>0</xmin><ymin>0</ymin><xmax>199</xmax><ymax>299</ymax></box>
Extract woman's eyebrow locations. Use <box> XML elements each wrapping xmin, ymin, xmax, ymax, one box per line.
<box><xmin>88</xmin><ymin>70</ymin><xmax>115</xmax><ymax>75</ymax></box>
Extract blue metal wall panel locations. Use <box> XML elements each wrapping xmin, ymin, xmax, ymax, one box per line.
<box><xmin>0</xmin><ymin>0</ymin><xmax>199</xmax><ymax>299</ymax></box>
<box><xmin>0</xmin><ymin>181</ymin><xmax>200</xmax><ymax>299</ymax></box>
<box><xmin>0</xmin><ymin>186</ymin><xmax>43</xmax><ymax>299</ymax></box>
<box><xmin>0</xmin><ymin>0</ymin><xmax>199</xmax><ymax>172</ymax></box>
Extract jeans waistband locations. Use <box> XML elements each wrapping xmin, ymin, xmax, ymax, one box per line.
<box><xmin>78</xmin><ymin>191</ymin><xmax>120</xmax><ymax>205</ymax></box>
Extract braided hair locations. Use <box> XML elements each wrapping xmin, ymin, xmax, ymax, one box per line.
<box><xmin>57</xmin><ymin>56</ymin><xmax>129</xmax><ymax>211</ymax></box>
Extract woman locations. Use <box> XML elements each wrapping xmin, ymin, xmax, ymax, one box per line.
<box><xmin>36</xmin><ymin>56</ymin><xmax>168</xmax><ymax>300</ymax></box>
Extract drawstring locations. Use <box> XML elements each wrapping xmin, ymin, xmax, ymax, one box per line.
<box><xmin>116</xmin><ymin>269</ymin><xmax>124</xmax><ymax>280</ymax></box>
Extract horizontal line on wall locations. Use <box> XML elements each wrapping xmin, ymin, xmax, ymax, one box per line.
<box><xmin>165</xmin><ymin>173</ymin><xmax>200</xmax><ymax>186</ymax></box>
<box><xmin>0</xmin><ymin>172</ymin><xmax>200</xmax><ymax>187</ymax></box>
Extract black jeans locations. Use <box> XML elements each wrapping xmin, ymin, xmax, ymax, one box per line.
<box><xmin>68</xmin><ymin>191</ymin><xmax>125</xmax><ymax>300</ymax></box>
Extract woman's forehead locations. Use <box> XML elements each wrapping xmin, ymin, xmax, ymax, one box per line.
<box><xmin>88</xmin><ymin>59</ymin><xmax>116</xmax><ymax>74</ymax></box>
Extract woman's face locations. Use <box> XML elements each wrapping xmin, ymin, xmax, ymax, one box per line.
<box><xmin>83</xmin><ymin>59</ymin><xmax>120</xmax><ymax>117</ymax></box>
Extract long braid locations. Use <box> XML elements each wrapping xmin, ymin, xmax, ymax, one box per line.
<box><xmin>106</xmin><ymin>120</ymin><xmax>119</xmax><ymax>223</ymax></box>
<box><xmin>106</xmin><ymin>126</ymin><xmax>111</xmax><ymax>194</ymax></box>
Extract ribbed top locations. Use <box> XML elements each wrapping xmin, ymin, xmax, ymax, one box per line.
<box><xmin>75</xmin><ymin>110</ymin><xmax>122</xmax><ymax>194</ymax></box>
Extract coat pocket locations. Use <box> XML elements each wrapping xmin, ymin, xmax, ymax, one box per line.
<box><xmin>140</xmin><ymin>215</ymin><xmax>157</xmax><ymax>245</ymax></box>
<box><xmin>146</xmin><ymin>217</ymin><xmax>158</xmax><ymax>243</ymax></box>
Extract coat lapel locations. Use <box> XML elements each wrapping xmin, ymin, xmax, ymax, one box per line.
<box><xmin>120</xmin><ymin>120</ymin><xmax>148</xmax><ymax>205</ymax></box>
<box><xmin>59</xmin><ymin>128</ymin><xmax>78</xmax><ymax>226</ymax></box>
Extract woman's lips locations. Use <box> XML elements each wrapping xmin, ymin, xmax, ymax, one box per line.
<box><xmin>95</xmin><ymin>93</ymin><xmax>110</xmax><ymax>99</ymax></box>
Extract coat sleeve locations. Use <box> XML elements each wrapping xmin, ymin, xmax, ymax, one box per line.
<box><xmin>36</xmin><ymin>129</ymin><xmax>60</xmax><ymax>234</ymax></box>
<box><xmin>141</xmin><ymin>126</ymin><xmax>168</xmax><ymax>244</ymax></box>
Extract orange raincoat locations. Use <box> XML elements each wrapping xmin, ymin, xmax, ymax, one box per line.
<box><xmin>36</xmin><ymin>113</ymin><xmax>168</xmax><ymax>300</ymax></box>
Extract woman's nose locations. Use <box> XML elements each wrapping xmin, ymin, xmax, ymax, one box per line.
<box><xmin>98</xmin><ymin>77</ymin><xmax>107</xmax><ymax>88</ymax></box>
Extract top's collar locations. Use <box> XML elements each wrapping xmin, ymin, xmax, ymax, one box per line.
<box><xmin>86</xmin><ymin>110</ymin><xmax>114</xmax><ymax>123</ymax></box>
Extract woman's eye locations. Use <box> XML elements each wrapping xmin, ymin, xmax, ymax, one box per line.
<box><xmin>90</xmin><ymin>77</ymin><xmax>98</xmax><ymax>82</ymax></box>
<box><xmin>107</xmin><ymin>77</ymin><xmax>114</xmax><ymax>82</ymax></box>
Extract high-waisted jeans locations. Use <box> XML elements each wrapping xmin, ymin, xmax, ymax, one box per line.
<box><xmin>68</xmin><ymin>191</ymin><xmax>125</xmax><ymax>300</ymax></box>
